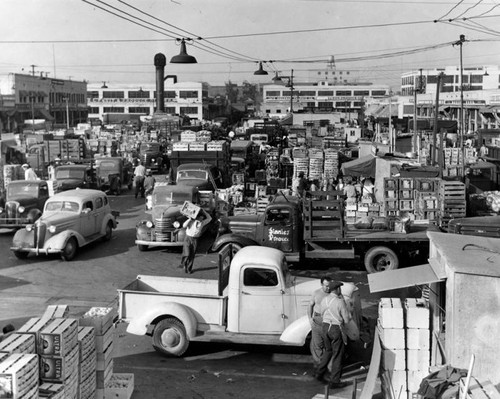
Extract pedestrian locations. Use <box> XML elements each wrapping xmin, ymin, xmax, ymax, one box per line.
<box><xmin>308</xmin><ymin>276</ymin><xmax>332</xmax><ymax>368</ymax></box>
<box><xmin>343</xmin><ymin>179</ymin><xmax>357</xmax><ymax>201</ymax></box>
<box><xmin>297</xmin><ymin>171</ymin><xmax>308</xmax><ymax>198</ymax></box>
<box><xmin>22</xmin><ymin>164</ymin><xmax>38</xmax><ymax>180</ymax></box>
<box><xmin>179</xmin><ymin>208</ymin><xmax>212</xmax><ymax>274</ymax></box>
<box><xmin>314</xmin><ymin>280</ymin><xmax>351</xmax><ymax>389</ymax></box>
<box><xmin>144</xmin><ymin>169</ymin><xmax>156</xmax><ymax>196</ymax></box>
<box><xmin>133</xmin><ymin>161</ymin><xmax>146</xmax><ymax>198</ymax></box>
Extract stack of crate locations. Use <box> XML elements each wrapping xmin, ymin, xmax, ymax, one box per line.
<box><xmin>39</xmin><ymin>318</ymin><xmax>80</xmax><ymax>399</ymax></box>
<box><xmin>399</xmin><ymin>178</ymin><xmax>415</xmax><ymax>213</ymax></box>
<box><xmin>323</xmin><ymin>149</ymin><xmax>339</xmax><ymax>180</ymax></box>
<box><xmin>0</xmin><ymin>332</ymin><xmax>36</xmax><ymax>355</ymax></box>
<box><xmin>405</xmin><ymin>298</ymin><xmax>431</xmax><ymax>396</ymax></box>
<box><xmin>378</xmin><ymin>298</ymin><xmax>407</xmax><ymax>399</ymax></box>
<box><xmin>292</xmin><ymin>158</ymin><xmax>308</xmax><ymax>179</ymax></box>
<box><xmin>382</xmin><ymin>178</ymin><xmax>399</xmax><ymax>216</ymax></box>
<box><xmin>77</xmin><ymin>326</ymin><xmax>97</xmax><ymax>399</ymax></box>
<box><xmin>79</xmin><ymin>307</ymin><xmax>118</xmax><ymax>399</ymax></box>
<box><xmin>438</xmin><ymin>180</ymin><xmax>466</xmax><ymax>229</ymax></box>
<box><xmin>308</xmin><ymin>148</ymin><xmax>324</xmax><ymax>181</ymax></box>
<box><xmin>414</xmin><ymin>178</ymin><xmax>440</xmax><ymax>221</ymax></box>
<box><xmin>443</xmin><ymin>148</ymin><xmax>463</xmax><ymax>178</ymax></box>
<box><xmin>0</xmin><ymin>353</ymin><xmax>39</xmax><ymax>398</ymax></box>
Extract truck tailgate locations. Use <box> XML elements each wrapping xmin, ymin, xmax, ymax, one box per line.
<box><xmin>118</xmin><ymin>275</ymin><xmax>227</xmax><ymax>326</ymax></box>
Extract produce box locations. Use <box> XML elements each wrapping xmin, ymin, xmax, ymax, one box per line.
<box><xmin>0</xmin><ymin>333</ymin><xmax>36</xmax><ymax>355</ymax></box>
<box><xmin>96</xmin><ymin>340</ymin><xmax>114</xmax><ymax>370</ymax></box>
<box><xmin>42</xmin><ymin>305</ymin><xmax>69</xmax><ymax>320</ymax></box>
<box><xmin>40</xmin><ymin>318</ymin><xmax>79</xmax><ymax>356</ymax></box>
<box><xmin>105</xmin><ymin>373</ymin><xmax>134</xmax><ymax>399</ymax></box>
<box><xmin>79</xmin><ymin>307</ymin><xmax>117</xmax><ymax>336</ymax></box>
<box><xmin>405</xmin><ymin>298</ymin><xmax>429</xmax><ymax>329</ymax></box>
<box><xmin>378</xmin><ymin>298</ymin><xmax>404</xmax><ymax>329</ymax></box>
<box><xmin>38</xmin><ymin>382</ymin><xmax>65</xmax><ymax>399</ymax></box>
<box><xmin>0</xmin><ymin>353</ymin><xmax>39</xmax><ymax>399</ymax></box>
<box><xmin>96</xmin><ymin>359</ymin><xmax>114</xmax><ymax>389</ymax></box>
<box><xmin>95</xmin><ymin>323</ymin><xmax>114</xmax><ymax>354</ymax></box>
<box><xmin>77</xmin><ymin>327</ymin><xmax>96</xmax><ymax>362</ymax></box>
<box><xmin>180</xmin><ymin>201</ymin><xmax>201</xmax><ymax>219</ymax></box>
<box><xmin>16</xmin><ymin>317</ymin><xmax>53</xmax><ymax>353</ymax></box>
<box><xmin>79</xmin><ymin>372</ymin><xmax>96</xmax><ymax>399</ymax></box>
<box><xmin>40</xmin><ymin>345</ymin><xmax>79</xmax><ymax>382</ymax></box>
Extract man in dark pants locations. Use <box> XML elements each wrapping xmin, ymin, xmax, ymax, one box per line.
<box><xmin>308</xmin><ymin>276</ymin><xmax>332</xmax><ymax>368</ymax></box>
<box><xmin>314</xmin><ymin>280</ymin><xmax>351</xmax><ymax>389</ymax></box>
<box><xmin>179</xmin><ymin>209</ymin><xmax>212</xmax><ymax>274</ymax></box>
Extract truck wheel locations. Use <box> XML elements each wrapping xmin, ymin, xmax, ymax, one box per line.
<box><xmin>364</xmin><ymin>246</ymin><xmax>399</xmax><ymax>273</ymax></box>
<box><xmin>104</xmin><ymin>222</ymin><xmax>113</xmax><ymax>241</ymax></box>
<box><xmin>61</xmin><ymin>237</ymin><xmax>78</xmax><ymax>261</ymax></box>
<box><xmin>13</xmin><ymin>251</ymin><xmax>29</xmax><ymax>260</ymax></box>
<box><xmin>137</xmin><ymin>244</ymin><xmax>148</xmax><ymax>252</ymax></box>
<box><xmin>221</xmin><ymin>243</ymin><xmax>242</xmax><ymax>269</ymax></box>
<box><xmin>152</xmin><ymin>318</ymin><xmax>189</xmax><ymax>357</ymax></box>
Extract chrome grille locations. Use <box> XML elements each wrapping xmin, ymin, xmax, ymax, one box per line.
<box><xmin>36</xmin><ymin>223</ymin><xmax>46</xmax><ymax>248</ymax></box>
<box><xmin>155</xmin><ymin>216</ymin><xmax>174</xmax><ymax>241</ymax></box>
<box><xmin>5</xmin><ymin>201</ymin><xmax>19</xmax><ymax>221</ymax></box>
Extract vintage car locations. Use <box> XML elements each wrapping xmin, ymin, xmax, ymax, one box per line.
<box><xmin>95</xmin><ymin>157</ymin><xmax>133</xmax><ymax>195</ymax></box>
<box><xmin>11</xmin><ymin>189</ymin><xmax>119</xmax><ymax>261</ymax></box>
<box><xmin>0</xmin><ymin>180</ymin><xmax>50</xmax><ymax>229</ymax></box>
<box><xmin>54</xmin><ymin>164</ymin><xmax>101</xmax><ymax>193</ymax></box>
<box><xmin>176</xmin><ymin>163</ymin><xmax>224</xmax><ymax>191</ymax></box>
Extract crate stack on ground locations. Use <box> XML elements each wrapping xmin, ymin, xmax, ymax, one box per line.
<box><xmin>77</xmin><ymin>326</ymin><xmax>97</xmax><ymax>399</ymax></box>
<box><xmin>382</xmin><ymin>178</ymin><xmax>399</xmax><ymax>217</ymax></box>
<box><xmin>405</xmin><ymin>298</ymin><xmax>431</xmax><ymax>396</ymax></box>
<box><xmin>458</xmin><ymin>376</ymin><xmax>500</xmax><ymax>399</ymax></box>
<box><xmin>378</xmin><ymin>298</ymin><xmax>407</xmax><ymax>399</ymax></box>
<box><xmin>323</xmin><ymin>149</ymin><xmax>339</xmax><ymax>181</ymax></box>
<box><xmin>292</xmin><ymin>148</ymin><xmax>308</xmax><ymax>178</ymax></box>
<box><xmin>79</xmin><ymin>307</ymin><xmax>119</xmax><ymax>399</ymax></box>
<box><xmin>438</xmin><ymin>180</ymin><xmax>466</xmax><ymax>229</ymax></box>
<box><xmin>0</xmin><ymin>353</ymin><xmax>39</xmax><ymax>398</ymax></box>
<box><xmin>414</xmin><ymin>178</ymin><xmax>440</xmax><ymax>222</ymax></box>
<box><xmin>442</xmin><ymin>148</ymin><xmax>463</xmax><ymax>178</ymax></box>
<box><xmin>308</xmin><ymin>148</ymin><xmax>324</xmax><ymax>181</ymax></box>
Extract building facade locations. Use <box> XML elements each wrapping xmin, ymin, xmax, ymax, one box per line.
<box><xmin>87</xmin><ymin>80</ymin><xmax>209</xmax><ymax>122</ymax></box>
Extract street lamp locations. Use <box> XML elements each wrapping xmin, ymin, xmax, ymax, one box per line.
<box><xmin>273</xmin><ymin>70</ymin><xmax>295</xmax><ymax>113</ymax></box>
<box><xmin>253</xmin><ymin>62</ymin><xmax>268</xmax><ymax>76</ymax></box>
<box><xmin>170</xmin><ymin>38</ymin><xmax>197</xmax><ymax>64</ymax></box>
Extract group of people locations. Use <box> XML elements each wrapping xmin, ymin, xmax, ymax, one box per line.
<box><xmin>308</xmin><ymin>276</ymin><xmax>365</xmax><ymax>390</ymax></box>
<box><xmin>133</xmin><ymin>161</ymin><xmax>156</xmax><ymax>198</ymax></box>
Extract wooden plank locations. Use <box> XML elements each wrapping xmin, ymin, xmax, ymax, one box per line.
<box><xmin>360</xmin><ymin>328</ymin><xmax>381</xmax><ymax>399</ymax></box>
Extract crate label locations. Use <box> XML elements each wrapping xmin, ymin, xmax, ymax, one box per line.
<box><xmin>41</xmin><ymin>335</ymin><xmax>61</xmax><ymax>355</ymax></box>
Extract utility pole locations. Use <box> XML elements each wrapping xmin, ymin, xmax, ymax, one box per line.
<box><xmin>432</xmin><ymin>73</ymin><xmax>444</xmax><ymax>173</ymax></box>
<box><xmin>412</xmin><ymin>68</ymin><xmax>423</xmax><ymax>155</ymax></box>
<box><xmin>453</xmin><ymin>34</ymin><xmax>467</xmax><ymax>178</ymax></box>
<box><xmin>289</xmin><ymin>69</ymin><xmax>294</xmax><ymax>113</ymax></box>
<box><xmin>30</xmin><ymin>64</ymin><xmax>37</xmax><ymax>76</ymax></box>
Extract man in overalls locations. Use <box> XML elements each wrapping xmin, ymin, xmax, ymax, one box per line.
<box><xmin>308</xmin><ymin>276</ymin><xmax>332</xmax><ymax>369</ymax></box>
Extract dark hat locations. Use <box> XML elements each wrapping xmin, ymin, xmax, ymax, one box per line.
<box><xmin>329</xmin><ymin>281</ymin><xmax>343</xmax><ymax>290</ymax></box>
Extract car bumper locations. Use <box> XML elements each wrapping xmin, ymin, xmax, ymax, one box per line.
<box><xmin>10</xmin><ymin>246</ymin><xmax>62</xmax><ymax>255</ymax></box>
<box><xmin>0</xmin><ymin>218</ymin><xmax>30</xmax><ymax>228</ymax></box>
<box><xmin>135</xmin><ymin>239</ymin><xmax>183</xmax><ymax>247</ymax></box>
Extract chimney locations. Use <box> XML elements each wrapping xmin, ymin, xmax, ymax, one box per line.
<box><xmin>154</xmin><ymin>53</ymin><xmax>166</xmax><ymax>113</ymax></box>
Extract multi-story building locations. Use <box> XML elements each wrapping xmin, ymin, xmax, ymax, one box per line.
<box><xmin>0</xmin><ymin>73</ymin><xmax>87</xmax><ymax>132</ymax></box>
<box><xmin>261</xmin><ymin>80</ymin><xmax>390</xmax><ymax>119</ymax></box>
<box><xmin>87</xmin><ymin>79</ymin><xmax>209</xmax><ymax>122</ymax></box>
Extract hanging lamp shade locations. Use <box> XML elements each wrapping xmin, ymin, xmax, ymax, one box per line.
<box><xmin>170</xmin><ymin>39</ymin><xmax>197</xmax><ymax>64</ymax></box>
<box><xmin>272</xmin><ymin>72</ymin><xmax>282</xmax><ymax>83</ymax></box>
<box><xmin>254</xmin><ymin>62</ymin><xmax>268</xmax><ymax>75</ymax></box>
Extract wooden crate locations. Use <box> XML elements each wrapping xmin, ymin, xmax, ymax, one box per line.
<box><xmin>439</xmin><ymin>181</ymin><xmax>466</xmax><ymax>201</ymax></box>
<box><xmin>399</xmin><ymin>178</ymin><xmax>414</xmax><ymax>190</ymax></box>
<box><xmin>384</xmin><ymin>178</ymin><xmax>398</xmax><ymax>190</ymax></box>
<box><xmin>399</xmin><ymin>189</ymin><xmax>414</xmax><ymax>199</ymax></box>
<box><xmin>415</xmin><ymin>178</ymin><xmax>439</xmax><ymax>192</ymax></box>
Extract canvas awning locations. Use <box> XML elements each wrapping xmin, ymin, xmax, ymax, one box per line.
<box><xmin>341</xmin><ymin>154</ymin><xmax>376</xmax><ymax>178</ymax></box>
<box><xmin>368</xmin><ymin>262</ymin><xmax>446</xmax><ymax>293</ymax></box>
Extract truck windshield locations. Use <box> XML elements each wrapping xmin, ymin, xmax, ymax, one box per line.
<box><xmin>140</xmin><ymin>143</ymin><xmax>159</xmax><ymax>152</ymax></box>
<box><xmin>153</xmin><ymin>191</ymin><xmax>193</xmax><ymax>205</ymax></box>
<box><xmin>8</xmin><ymin>183</ymin><xmax>39</xmax><ymax>197</ymax></box>
<box><xmin>177</xmin><ymin>170</ymin><xmax>208</xmax><ymax>180</ymax></box>
<box><xmin>45</xmin><ymin>201</ymin><xmax>80</xmax><ymax>213</ymax></box>
<box><xmin>266</xmin><ymin>209</ymin><xmax>290</xmax><ymax>223</ymax></box>
<box><xmin>97</xmin><ymin>161</ymin><xmax>118</xmax><ymax>170</ymax></box>
<box><xmin>56</xmin><ymin>169</ymin><xmax>85</xmax><ymax>179</ymax></box>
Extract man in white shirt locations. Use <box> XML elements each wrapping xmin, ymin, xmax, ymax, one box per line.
<box><xmin>179</xmin><ymin>209</ymin><xmax>212</xmax><ymax>274</ymax></box>
<box><xmin>133</xmin><ymin>162</ymin><xmax>146</xmax><ymax>198</ymax></box>
<box><xmin>22</xmin><ymin>164</ymin><xmax>38</xmax><ymax>180</ymax></box>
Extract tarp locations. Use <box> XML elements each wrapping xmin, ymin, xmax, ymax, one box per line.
<box><xmin>341</xmin><ymin>154</ymin><xmax>376</xmax><ymax>178</ymax></box>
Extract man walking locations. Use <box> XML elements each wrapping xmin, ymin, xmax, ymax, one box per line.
<box><xmin>133</xmin><ymin>161</ymin><xmax>146</xmax><ymax>198</ymax></box>
<box><xmin>314</xmin><ymin>280</ymin><xmax>351</xmax><ymax>389</ymax></box>
<box><xmin>308</xmin><ymin>276</ymin><xmax>332</xmax><ymax>368</ymax></box>
<box><xmin>180</xmin><ymin>208</ymin><xmax>212</xmax><ymax>274</ymax></box>
<box><xmin>143</xmin><ymin>169</ymin><xmax>156</xmax><ymax>196</ymax></box>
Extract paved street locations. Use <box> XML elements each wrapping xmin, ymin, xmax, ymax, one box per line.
<box><xmin>0</xmin><ymin>187</ymin><xmax>420</xmax><ymax>398</ymax></box>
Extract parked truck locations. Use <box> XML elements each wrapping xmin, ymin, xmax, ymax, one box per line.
<box><xmin>118</xmin><ymin>246</ymin><xmax>319</xmax><ymax>356</ymax></box>
<box><xmin>139</xmin><ymin>142</ymin><xmax>165</xmax><ymax>174</ymax></box>
<box><xmin>211</xmin><ymin>191</ymin><xmax>431</xmax><ymax>273</ymax></box>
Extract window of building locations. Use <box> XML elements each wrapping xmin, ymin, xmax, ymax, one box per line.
<box><xmin>165</xmin><ymin>106</ymin><xmax>176</xmax><ymax>114</ymax></box>
<box><xmin>299</xmin><ymin>91</ymin><xmax>316</xmax><ymax>96</ymax></box>
<box><xmin>336</xmin><ymin>90</ymin><xmax>352</xmax><ymax>96</ymax></box>
<box><xmin>266</xmin><ymin>109</ymin><xmax>271</xmax><ymax>114</ymax></box>
<box><xmin>102</xmin><ymin>91</ymin><xmax>124</xmax><ymax>99</ymax></box>
<box><xmin>103</xmin><ymin>107</ymin><xmax>125</xmax><ymax>113</ymax></box>
<box><xmin>243</xmin><ymin>267</ymin><xmax>278</xmax><ymax>287</ymax></box>
<box><xmin>371</xmin><ymin>90</ymin><xmax>387</xmax><ymax>96</ymax></box>
<box><xmin>318</xmin><ymin>102</ymin><xmax>334</xmax><ymax>108</ymax></box>
<box><xmin>129</xmin><ymin>107</ymin><xmax>150</xmax><ymax>114</ymax></box>
<box><xmin>353</xmin><ymin>90</ymin><xmax>369</xmax><ymax>96</ymax></box>
<box><xmin>336</xmin><ymin>101</ymin><xmax>351</xmax><ymax>107</ymax></box>
<box><xmin>180</xmin><ymin>106</ymin><xmax>198</xmax><ymax>114</ymax></box>
<box><xmin>353</xmin><ymin>102</ymin><xmax>364</xmax><ymax>107</ymax></box>
<box><xmin>470</xmin><ymin>75</ymin><xmax>483</xmax><ymax>84</ymax></box>
<box><xmin>266</xmin><ymin>91</ymin><xmax>281</xmax><ymax>97</ymax></box>
<box><xmin>306</xmin><ymin>102</ymin><xmax>315</xmax><ymax>108</ymax></box>
<box><xmin>88</xmin><ymin>91</ymin><xmax>99</xmax><ymax>99</ymax></box>
<box><xmin>128</xmin><ymin>90</ymin><xmax>150</xmax><ymax>99</ymax></box>
<box><xmin>89</xmin><ymin>107</ymin><xmax>99</xmax><ymax>114</ymax></box>
<box><xmin>318</xmin><ymin>90</ymin><xmax>334</xmax><ymax>96</ymax></box>
<box><xmin>165</xmin><ymin>90</ymin><xmax>176</xmax><ymax>99</ymax></box>
<box><xmin>179</xmin><ymin>90</ymin><xmax>198</xmax><ymax>99</ymax></box>
<box><xmin>276</xmin><ymin>109</ymin><xmax>281</xmax><ymax>113</ymax></box>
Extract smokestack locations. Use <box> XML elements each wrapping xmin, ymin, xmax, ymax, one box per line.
<box><xmin>154</xmin><ymin>53</ymin><xmax>166</xmax><ymax>113</ymax></box>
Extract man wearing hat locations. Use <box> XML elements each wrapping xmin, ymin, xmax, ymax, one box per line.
<box><xmin>22</xmin><ymin>163</ymin><xmax>38</xmax><ymax>181</ymax></box>
<box><xmin>308</xmin><ymin>276</ymin><xmax>332</xmax><ymax>368</ymax></box>
<box><xmin>143</xmin><ymin>169</ymin><xmax>156</xmax><ymax>196</ymax></box>
<box><xmin>314</xmin><ymin>280</ymin><xmax>351</xmax><ymax>389</ymax></box>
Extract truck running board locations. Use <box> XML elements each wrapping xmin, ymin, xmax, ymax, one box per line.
<box><xmin>304</xmin><ymin>248</ymin><xmax>355</xmax><ymax>259</ymax></box>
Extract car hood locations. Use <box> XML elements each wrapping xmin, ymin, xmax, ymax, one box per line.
<box><xmin>6</xmin><ymin>196</ymin><xmax>38</xmax><ymax>206</ymax></box>
<box><xmin>152</xmin><ymin>205</ymin><xmax>182</xmax><ymax>220</ymax></box>
<box><xmin>38</xmin><ymin>212</ymin><xmax>79</xmax><ymax>227</ymax></box>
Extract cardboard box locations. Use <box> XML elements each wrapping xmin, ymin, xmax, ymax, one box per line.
<box><xmin>16</xmin><ymin>317</ymin><xmax>53</xmax><ymax>353</ymax></box>
<box><xmin>406</xmin><ymin>328</ymin><xmax>430</xmax><ymax>350</ymax></box>
<box><xmin>40</xmin><ymin>318</ymin><xmax>79</xmax><ymax>357</ymax></box>
<box><xmin>40</xmin><ymin>345</ymin><xmax>79</xmax><ymax>382</ymax></box>
<box><xmin>105</xmin><ymin>373</ymin><xmax>134</xmax><ymax>399</ymax></box>
<box><xmin>382</xmin><ymin>349</ymin><xmax>406</xmax><ymax>371</ymax></box>
<box><xmin>377</xmin><ymin>321</ymin><xmax>405</xmax><ymax>349</ymax></box>
<box><xmin>405</xmin><ymin>298</ymin><xmax>429</xmax><ymax>329</ymax></box>
<box><xmin>379</xmin><ymin>298</ymin><xmax>404</xmax><ymax>329</ymax></box>
<box><xmin>408</xmin><ymin>370</ymin><xmax>429</xmax><ymax>395</ymax></box>
<box><xmin>0</xmin><ymin>333</ymin><xmax>36</xmax><ymax>355</ymax></box>
<box><xmin>407</xmin><ymin>349</ymin><xmax>430</xmax><ymax>371</ymax></box>
<box><xmin>180</xmin><ymin>201</ymin><xmax>201</xmax><ymax>219</ymax></box>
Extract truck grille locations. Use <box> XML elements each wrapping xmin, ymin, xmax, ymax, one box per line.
<box><xmin>155</xmin><ymin>216</ymin><xmax>174</xmax><ymax>241</ymax></box>
<box><xmin>5</xmin><ymin>202</ymin><xmax>19</xmax><ymax>221</ymax></box>
<box><xmin>35</xmin><ymin>223</ymin><xmax>46</xmax><ymax>248</ymax></box>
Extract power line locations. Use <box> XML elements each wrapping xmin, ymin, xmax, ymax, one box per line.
<box><xmin>437</xmin><ymin>0</ymin><xmax>466</xmax><ymax>21</ymax></box>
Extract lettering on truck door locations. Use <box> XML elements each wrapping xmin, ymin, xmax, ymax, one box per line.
<box><xmin>238</xmin><ymin>265</ymin><xmax>285</xmax><ymax>333</ymax></box>
<box><xmin>262</xmin><ymin>207</ymin><xmax>293</xmax><ymax>252</ymax></box>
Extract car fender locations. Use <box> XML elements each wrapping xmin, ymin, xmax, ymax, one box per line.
<box><xmin>136</xmin><ymin>220</ymin><xmax>153</xmax><ymax>240</ymax></box>
<box><xmin>45</xmin><ymin>230</ymin><xmax>86</xmax><ymax>250</ymax></box>
<box><xmin>126</xmin><ymin>302</ymin><xmax>197</xmax><ymax>338</ymax></box>
<box><xmin>12</xmin><ymin>228</ymin><xmax>34</xmax><ymax>246</ymax></box>
<box><xmin>210</xmin><ymin>233</ymin><xmax>259</xmax><ymax>252</ymax></box>
<box><xmin>280</xmin><ymin>315</ymin><xmax>311</xmax><ymax>345</ymax></box>
<box><xmin>100</xmin><ymin>215</ymin><xmax>118</xmax><ymax>235</ymax></box>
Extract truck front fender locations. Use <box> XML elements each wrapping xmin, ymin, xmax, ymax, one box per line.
<box><xmin>127</xmin><ymin>302</ymin><xmax>197</xmax><ymax>339</ymax></box>
<box><xmin>280</xmin><ymin>315</ymin><xmax>311</xmax><ymax>346</ymax></box>
<box><xmin>210</xmin><ymin>233</ymin><xmax>259</xmax><ymax>252</ymax></box>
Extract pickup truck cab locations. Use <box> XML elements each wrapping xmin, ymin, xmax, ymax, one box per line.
<box><xmin>118</xmin><ymin>246</ymin><xmax>319</xmax><ymax>356</ymax></box>
<box><xmin>176</xmin><ymin>163</ymin><xmax>224</xmax><ymax>190</ymax></box>
<box><xmin>54</xmin><ymin>164</ymin><xmax>101</xmax><ymax>193</ymax></box>
<box><xmin>0</xmin><ymin>180</ymin><xmax>50</xmax><ymax>229</ymax></box>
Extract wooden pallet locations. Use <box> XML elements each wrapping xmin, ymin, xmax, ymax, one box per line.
<box><xmin>303</xmin><ymin>197</ymin><xmax>343</xmax><ymax>240</ymax></box>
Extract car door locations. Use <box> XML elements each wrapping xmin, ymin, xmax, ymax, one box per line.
<box><xmin>260</xmin><ymin>206</ymin><xmax>294</xmax><ymax>253</ymax></box>
<box><xmin>93</xmin><ymin>195</ymin><xmax>107</xmax><ymax>236</ymax></box>
<box><xmin>238</xmin><ymin>265</ymin><xmax>285</xmax><ymax>333</ymax></box>
<box><xmin>80</xmin><ymin>199</ymin><xmax>96</xmax><ymax>238</ymax></box>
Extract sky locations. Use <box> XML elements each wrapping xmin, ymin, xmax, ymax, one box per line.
<box><xmin>1</xmin><ymin>0</ymin><xmax>500</xmax><ymax>90</ymax></box>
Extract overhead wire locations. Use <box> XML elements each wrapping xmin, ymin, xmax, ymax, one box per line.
<box><xmin>437</xmin><ymin>0</ymin><xmax>466</xmax><ymax>21</ymax></box>
<box><xmin>453</xmin><ymin>0</ymin><xmax>485</xmax><ymax>19</ymax></box>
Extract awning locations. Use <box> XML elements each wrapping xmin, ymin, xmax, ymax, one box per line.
<box><xmin>341</xmin><ymin>154</ymin><xmax>376</xmax><ymax>178</ymax></box>
<box><xmin>368</xmin><ymin>262</ymin><xmax>445</xmax><ymax>293</ymax></box>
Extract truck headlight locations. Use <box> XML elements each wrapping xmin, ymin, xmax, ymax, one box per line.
<box><xmin>0</xmin><ymin>207</ymin><xmax>3</xmax><ymax>213</ymax></box>
<box><xmin>18</xmin><ymin>206</ymin><xmax>25</xmax><ymax>213</ymax></box>
<box><xmin>48</xmin><ymin>225</ymin><xmax>57</xmax><ymax>233</ymax></box>
<box><xmin>173</xmin><ymin>221</ymin><xmax>181</xmax><ymax>228</ymax></box>
<box><xmin>26</xmin><ymin>225</ymin><xmax>34</xmax><ymax>232</ymax></box>
<box><xmin>146</xmin><ymin>221</ymin><xmax>153</xmax><ymax>228</ymax></box>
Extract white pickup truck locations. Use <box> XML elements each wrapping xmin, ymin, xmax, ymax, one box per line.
<box><xmin>118</xmin><ymin>246</ymin><xmax>320</xmax><ymax>356</ymax></box>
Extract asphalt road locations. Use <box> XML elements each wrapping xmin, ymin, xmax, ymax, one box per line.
<box><xmin>0</xmin><ymin>186</ymin><xmax>419</xmax><ymax>398</ymax></box>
